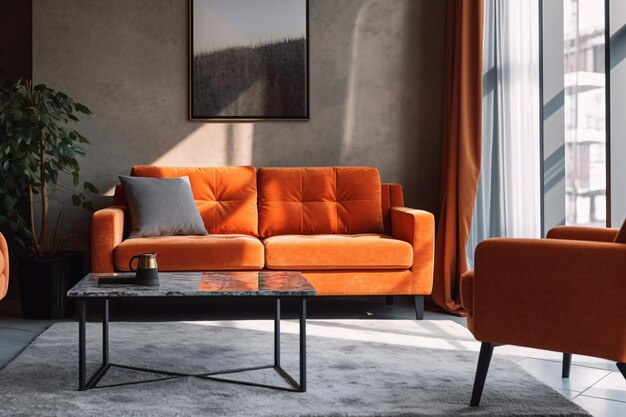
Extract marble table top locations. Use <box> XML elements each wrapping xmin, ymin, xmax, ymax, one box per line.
<box><xmin>67</xmin><ymin>271</ymin><xmax>316</xmax><ymax>298</ymax></box>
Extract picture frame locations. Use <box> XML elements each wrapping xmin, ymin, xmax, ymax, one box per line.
<box><xmin>189</xmin><ymin>0</ymin><xmax>310</xmax><ymax>122</ymax></box>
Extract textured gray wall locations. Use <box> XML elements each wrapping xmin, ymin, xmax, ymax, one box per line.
<box><xmin>33</xmin><ymin>0</ymin><xmax>446</xmax><ymax>248</ymax></box>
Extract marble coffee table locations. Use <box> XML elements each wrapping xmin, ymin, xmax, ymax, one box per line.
<box><xmin>67</xmin><ymin>271</ymin><xmax>316</xmax><ymax>392</ymax></box>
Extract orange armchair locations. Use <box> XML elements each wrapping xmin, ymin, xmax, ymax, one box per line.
<box><xmin>0</xmin><ymin>232</ymin><xmax>9</xmax><ymax>300</ymax></box>
<box><xmin>461</xmin><ymin>226</ymin><xmax>626</xmax><ymax>406</ymax></box>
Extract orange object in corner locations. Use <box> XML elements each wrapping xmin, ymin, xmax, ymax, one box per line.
<box><xmin>0</xmin><ymin>232</ymin><xmax>8</xmax><ymax>300</ymax></box>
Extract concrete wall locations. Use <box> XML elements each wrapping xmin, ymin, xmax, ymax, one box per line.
<box><xmin>33</xmin><ymin>0</ymin><xmax>446</xmax><ymax>249</ymax></box>
<box><xmin>0</xmin><ymin>0</ymin><xmax>31</xmax><ymax>83</ymax></box>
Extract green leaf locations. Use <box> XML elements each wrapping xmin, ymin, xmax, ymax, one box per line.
<box><xmin>71</xmin><ymin>195</ymin><xmax>81</xmax><ymax>206</ymax></box>
<box><xmin>83</xmin><ymin>181</ymin><xmax>98</xmax><ymax>193</ymax></box>
<box><xmin>74</xmin><ymin>103</ymin><xmax>91</xmax><ymax>114</ymax></box>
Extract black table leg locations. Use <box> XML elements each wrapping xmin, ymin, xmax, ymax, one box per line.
<box><xmin>275</xmin><ymin>298</ymin><xmax>280</xmax><ymax>367</ymax></box>
<box><xmin>78</xmin><ymin>300</ymin><xmax>86</xmax><ymax>391</ymax></box>
<box><xmin>77</xmin><ymin>298</ymin><xmax>112</xmax><ymax>391</ymax></box>
<box><xmin>300</xmin><ymin>297</ymin><xmax>307</xmax><ymax>392</ymax></box>
<box><xmin>103</xmin><ymin>299</ymin><xmax>109</xmax><ymax>366</ymax></box>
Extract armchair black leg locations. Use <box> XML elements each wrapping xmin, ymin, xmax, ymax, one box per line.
<box><xmin>386</xmin><ymin>296</ymin><xmax>394</xmax><ymax>305</ymax></box>
<box><xmin>470</xmin><ymin>342</ymin><xmax>495</xmax><ymax>407</ymax></box>
<box><xmin>617</xmin><ymin>363</ymin><xmax>626</xmax><ymax>380</ymax></box>
<box><xmin>562</xmin><ymin>353</ymin><xmax>572</xmax><ymax>378</ymax></box>
<box><xmin>414</xmin><ymin>295</ymin><xmax>424</xmax><ymax>320</ymax></box>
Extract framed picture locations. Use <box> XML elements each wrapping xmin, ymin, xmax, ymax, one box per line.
<box><xmin>189</xmin><ymin>0</ymin><xmax>309</xmax><ymax>121</ymax></box>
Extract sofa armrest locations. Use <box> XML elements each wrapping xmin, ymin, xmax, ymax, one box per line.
<box><xmin>0</xmin><ymin>232</ymin><xmax>8</xmax><ymax>300</ymax></box>
<box><xmin>472</xmin><ymin>238</ymin><xmax>626</xmax><ymax>362</ymax></box>
<box><xmin>547</xmin><ymin>225</ymin><xmax>618</xmax><ymax>242</ymax></box>
<box><xmin>390</xmin><ymin>207</ymin><xmax>435</xmax><ymax>294</ymax></box>
<box><xmin>91</xmin><ymin>206</ymin><xmax>126</xmax><ymax>273</ymax></box>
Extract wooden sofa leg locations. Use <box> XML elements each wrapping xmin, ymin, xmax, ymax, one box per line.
<box><xmin>414</xmin><ymin>295</ymin><xmax>424</xmax><ymax>320</ymax></box>
<box><xmin>470</xmin><ymin>342</ymin><xmax>495</xmax><ymax>407</ymax></box>
<box><xmin>562</xmin><ymin>353</ymin><xmax>572</xmax><ymax>378</ymax></box>
<box><xmin>386</xmin><ymin>296</ymin><xmax>394</xmax><ymax>305</ymax></box>
<box><xmin>617</xmin><ymin>363</ymin><xmax>626</xmax><ymax>380</ymax></box>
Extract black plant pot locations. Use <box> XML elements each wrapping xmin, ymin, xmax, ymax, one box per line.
<box><xmin>18</xmin><ymin>252</ymin><xmax>84</xmax><ymax>319</ymax></box>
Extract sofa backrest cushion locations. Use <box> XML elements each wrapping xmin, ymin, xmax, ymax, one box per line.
<box><xmin>121</xmin><ymin>166</ymin><xmax>258</xmax><ymax>236</ymax></box>
<box><xmin>258</xmin><ymin>167</ymin><xmax>384</xmax><ymax>238</ymax></box>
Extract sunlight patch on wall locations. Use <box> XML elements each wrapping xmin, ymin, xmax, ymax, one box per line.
<box><xmin>340</xmin><ymin>1</ymin><xmax>373</xmax><ymax>163</ymax></box>
<box><xmin>104</xmin><ymin>123</ymin><xmax>254</xmax><ymax>195</ymax></box>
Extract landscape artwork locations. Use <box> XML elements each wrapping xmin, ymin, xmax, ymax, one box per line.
<box><xmin>190</xmin><ymin>0</ymin><xmax>309</xmax><ymax>120</ymax></box>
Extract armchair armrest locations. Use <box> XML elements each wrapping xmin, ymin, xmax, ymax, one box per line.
<box><xmin>91</xmin><ymin>206</ymin><xmax>126</xmax><ymax>273</ymax></box>
<box><xmin>390</xmin><ymin>207</ymin><xmax>435</xmax><ymax>294</ymax></box>
<box><xmin>547</xmin><ymin>225</ymin><xmax>618</xmax><ymax>242</ymax></box>
<box><xmin>473</xmin><ymin>238</ymin><xmax>626</xmax><ymax>362</ymax></box>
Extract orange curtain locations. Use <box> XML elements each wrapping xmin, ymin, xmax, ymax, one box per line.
<box><xmin>430</xmin><ymin>0</ymin><xmax>484</xmax><ymax>314</ymax></box>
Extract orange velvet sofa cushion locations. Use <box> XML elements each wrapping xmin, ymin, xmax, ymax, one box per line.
<box><xmin>263</xmin><ymin>234</ymin><xmax>413</xmax><ymax>270</ymax></box>
<box><xmin>116</xmin><ymin>166</ymin><xmax>258</xmax><ymax>236</ymax></box>
<box><xmin>114</xmin><ymin>235</ymin><xmax>264</xmax><ymax>271</ymax></box>
<box><xmin>257</xmin><ymin>167</ymin><xmax>384</xmax><ymax>238</ymax></box>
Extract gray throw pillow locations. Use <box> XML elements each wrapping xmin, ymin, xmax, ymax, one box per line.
<box><xmin>119</xmin><ymin>175</ymin><xmax>208</xmax><ymax>238</ymax></box>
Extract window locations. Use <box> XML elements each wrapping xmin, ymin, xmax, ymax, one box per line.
<box><xmin>563</xmin><ymin>0</ymin><xmax>606</xmax><ymax>226</ymax></box>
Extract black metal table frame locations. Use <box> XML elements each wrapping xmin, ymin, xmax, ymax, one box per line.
<box><xmin>76</xmin><ymin>297</ymin><xmax>307</xmax><ymax>392</ymax></box>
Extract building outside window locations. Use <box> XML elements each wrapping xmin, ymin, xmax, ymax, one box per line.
<box><xmin>564</xmin><ymin>0</ymin><xmax>606</xmax><ymax>226</ymax></box>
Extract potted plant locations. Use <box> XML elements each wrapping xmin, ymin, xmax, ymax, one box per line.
<box><xmin>0</xmin><ymin>78</ymin><xmax>97</xmax><ymax>318</ymax></box>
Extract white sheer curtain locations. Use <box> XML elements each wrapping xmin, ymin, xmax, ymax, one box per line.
<box><xmin>467</xmin><ymin>0</ymin><xmax>541</xmax><ymax>267</ymax></box>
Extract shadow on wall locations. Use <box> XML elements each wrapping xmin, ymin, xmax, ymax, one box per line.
<box><xmin>399</xmin><ymin>0</ymin><xmax>446</xmax><ymax>214</ymax></box>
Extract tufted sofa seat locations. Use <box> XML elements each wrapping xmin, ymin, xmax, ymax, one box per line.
<box><xmin>91</xmin><ymin>166</ymin><xmax>435</xmax><ymax>317</ymax></box>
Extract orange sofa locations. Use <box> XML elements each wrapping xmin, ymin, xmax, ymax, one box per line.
<box><xmin>92</xmin><ymin>166</ymin><xmax>435</xmax><ymax>318</ymax></box>
<box><xmin>461</xmin><ymin>226</ymin><xmax>626</xmax><ymax>406</ymax></box>
<box><xmin>0</xmin><ymin>232</ymin><xmax>8</xmax><ymax>301</ymax></box>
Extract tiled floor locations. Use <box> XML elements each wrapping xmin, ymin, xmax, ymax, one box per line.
<box><xmin>497</xmin><ymin>344</ymin><xmax>626</xmax><ymax>417</ymax></box>
<box><xmin>0</xmin><ymin>295</ymin><xmax>623</xmax><ymax>416</ymax></box>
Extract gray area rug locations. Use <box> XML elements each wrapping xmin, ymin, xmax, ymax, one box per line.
<box><xmin>0</xmin><ymin>320</ymin><xmax>589</xmax><ymax>416</ymax></box>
